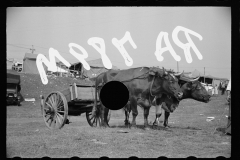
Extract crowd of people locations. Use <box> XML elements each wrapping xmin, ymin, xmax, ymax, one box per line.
<box><xmin>200</xmin><ymin>79</ymin><xmax>231</xmax><ymax>136</ymax></box>
<box><xmin>201</xmin><ymin>80</ymin><xmax>228</xmax><ymax>97</ymax></box>
<box><xmin>216</xmin><ymin>78</ymin><xmax>231</xmax><ymax>136</ymax></box>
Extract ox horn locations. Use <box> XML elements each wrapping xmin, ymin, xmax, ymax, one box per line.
<box><xmin>162</xmin><ymin>67</ymin><xmax>167</xmax><ymax>74</ymax></box>
<box><xmin>189</xmin><ymin>76</ymin><xmax>200</xmax><ymax>82</ymax></box>
<box><xmin>174</xmin><ymin>70</ymin><xmax>184</xmax><ymax>76</ymax></box>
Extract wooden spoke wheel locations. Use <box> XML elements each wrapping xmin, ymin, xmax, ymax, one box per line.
<box><xmin>42</xmin><ymin>91</ymin><xmax>68</xmax><ymax>129</ymax></box>
<box><xmin>86</xmin><ymin>106</ymin><xmax>111</xmax><ymax>127</ymax></box>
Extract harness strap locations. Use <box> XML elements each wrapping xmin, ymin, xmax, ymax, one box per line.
<box><xmin>150</xmin><ymin>76</ymin><xmax>156</xmax><ymax>97</ymax></box>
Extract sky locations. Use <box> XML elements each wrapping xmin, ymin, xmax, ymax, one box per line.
<box><xmin>7</xmin><ymin>7</ymin><xmax>231</xmax><ymax>79</ymax></box>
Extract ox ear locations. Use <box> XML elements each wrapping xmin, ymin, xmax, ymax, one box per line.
<box><xmin>149</xmin><ymin>67</ymin><xmax>159</xmax><ymax>76</ymax></box>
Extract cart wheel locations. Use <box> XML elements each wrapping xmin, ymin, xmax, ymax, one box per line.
<box><xmin>42</xmin><ymin>91</ymin><xmax>68</xmax><ymax>129</ymax></box>
<box><xmin>86</xmin><ymin>107</ymin><xmax>111</xmax><ymax>127</ymax></box>
<box><xmin>86</xmin><ymin>107</ymin><xmax>101</xmax><ymax>127</ymax></box>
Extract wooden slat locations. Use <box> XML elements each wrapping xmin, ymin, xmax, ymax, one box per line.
<box><xmin>71</xmin><ymin>83</ymin><xmax>78</xmax><ymax>100</ymax></box>
<box><xmin>60</xmin><ymin>87</ymin><xmax>71</xmax><ymax>102</ymax></box>
<box><xmin>70</xmin><ymin>86</ymin><xmax>73</xmax><ymax>101</ymax></box>
<box><xmin>76</xmin><ymin>84</ymin><xmax>95</xmax><ymax>87</ymax></box>
<box><xmin>76</xmin><ymin>86</ymin><xmax>96</xmax><ymax>100</ymax></box>
<box><xmin>74</xmin><ymin>83</ymin><xmax>78</xmax><ymax>99</ymax></box>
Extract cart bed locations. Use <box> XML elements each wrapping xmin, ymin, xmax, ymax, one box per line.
<box><xmin>60</xmin><ymin>83</ymin><xmax>97</xmax><ymax>102</ymax></box>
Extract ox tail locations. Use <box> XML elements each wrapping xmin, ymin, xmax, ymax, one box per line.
<box><xmin>122</xmin><ymin>101</ymin><xmax>130</xmax><ymax>113</ymax></box>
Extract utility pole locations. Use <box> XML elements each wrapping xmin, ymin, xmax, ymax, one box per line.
<box><xmin>30</xmin><ymin>45</ymin><xmax>35</xmax><ymax>54</ymax></box>
<box><xmin>204</xmin><ymin>67</ymin><xmax>205</xmax><ymax>84</ymax></box>
<box><xmin>177</xmin><ymin>61</ymin><xmax>178</xmax><ymax>72</ymax></box>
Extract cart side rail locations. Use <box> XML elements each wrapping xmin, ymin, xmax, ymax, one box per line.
<box><xmin>61</xmin><ymin>87</ymin><xmax>72</xmax><ymax>102</ymax></box>
<box><xmin>70</xmin><ymin>83</ymin><xmax>96</xmax><ymax>101</ymax></box>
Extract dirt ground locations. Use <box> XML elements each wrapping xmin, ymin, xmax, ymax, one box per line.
<box><xmin>7</xmin><ymin>94</ymin><xmax>231</xmax><ymax>158</ymax></box>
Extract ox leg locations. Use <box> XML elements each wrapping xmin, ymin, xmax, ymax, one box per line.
<box><xmin>163</xmin><ymin>111</ymin><xmax>170</xmax><ymax>128</ymax></box>
<box><xmin>99</xmin><ymin>105</ymin><xmax>108</xmax><ymax>128</ymax></box>
<box><xmin>124</xmin><ymin>109</ymin><xmax>129</xmax><ymax>125</ymax></box>
<box><xmin>143</xmin><ymin>107</ymin><xmax>151</xmax><ymax>129</ymax></box>
<box><xmin>153</xmin><ymin>104</ymin><xmax>163</xmax><ymax>126</ymax></box>
<box><xmin>99</xmin><ymin>105</ymin><xmax>105</xmax><ymax>127</ymax></box>
<box><xmin>103</xmin><ymin>107</ymin><xmax>110</xmax><ymax>127</ymax></box>
<box><xmin>130</xmin><ymin>98</ymin><xmax>138</xmax><ymax>128</ymax></box>
<box><xmin>124</xmin><ymin>106</ymin><xmax>131</xmax><ymax>127</ymax></box>
<box><xmin>124</xmin><ymin>102</ymin><xmax>131</xmax><ymax>126</ymax></box>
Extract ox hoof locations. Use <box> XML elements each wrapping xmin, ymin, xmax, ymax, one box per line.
<box><xmin>130</xmin><ymin>124</ymin><xmax>137</xmax><ymax>129</ymax></box>
<box><xmin>164</xmin><ymin>125</ymin><xmax>170</xmax><ymax>128</ymax></box>
<box><xmin>100</xmin><ymin>123</ymin><xmax>109</xmax><ymax>128</ymax></box>
<box><xmin>124</xmin><ymin>121</ymin><xmax>130</xmax><ymax>126</ymax></box>
<box><xmin>144</xmin><ymin>124</ymin><xmax>151</xmax><ymax>130</ymax></box>
<box><xmin>144</xmin><ymin>126</ymin><xmax>151</xmax><ymax>130</ymax></box>
<box><xmin>125</xmin><ymin>123</ymin><xmax>131</xmax><ymax>128</ymax></box>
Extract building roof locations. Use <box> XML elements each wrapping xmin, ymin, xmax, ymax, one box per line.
<box><xmin>191</xmin><ymin>69</ymin><xmax>228</xmax><ymax>81</ymax></box>
<box><xmin>23</xmin><ymin>53</ymin><xmax>38</xmax><ymax>61</ymax></box>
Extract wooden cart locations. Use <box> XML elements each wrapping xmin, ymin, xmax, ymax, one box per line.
<box><xmin>40</xmin><ymin>83</ymin><xmax>110</xmax><ymax>129</ymax></box>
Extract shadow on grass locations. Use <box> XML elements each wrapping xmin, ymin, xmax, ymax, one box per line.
<box><xmin>109</xmin><ymin>124</ymin><xmax>173</xmax><ymax>132</ymax></box>
<box><xmin>169</xmin><ymin>126</ymin><xmax>202</xmax><ymax>130</ymax></box>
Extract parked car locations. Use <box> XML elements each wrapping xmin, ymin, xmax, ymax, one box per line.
<box><xmin>12</xmin><ymin>62</ymin><xmax>23</xmax><ymax>72</ymax></box>
<box><xmin>7</xmin><ymin>72</ymin><xmax>22</xmax><ymax>106</ymax></box>
<box><xmin>7</xmin><ymin>83</ymin><xmax>21</xmax><ymax>106</ymax></box>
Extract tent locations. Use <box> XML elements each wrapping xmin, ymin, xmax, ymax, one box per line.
<box><xmin>183</xmin><ymin>69</ymin><xmax>228</xmax><ymax>86</ymax></box>
<box><xmin>69</xmin><ymin>61</ymin><xmax>82</xmax><ymax>77</ymax></box>
<box><xmin>190</xmin><ymin>69</ymin><xmax>213</xmax><ymax>85</ymax></box>
<box><xmin>83</xmin><ymin>59</ymin><xmax>119</xmax><ymax>78</ymax></box>
<box><xmin>69</xmin><ymin>58</ymin><xmax>119</xmax><ymax>79</ymax></box>
<box><xmin>23</xmin><ymin>53</ymin><xmax>67</xmax><ymax>74</ymax></box>
<box><xmin>191</xmin><ymin>69</ymin><xmax>205</xmax><ymax>77</ymax></box>
<box><xmin>23</xmin><ymin>53</ymin><xmax>45</xmax><ymax>74</ymax></box>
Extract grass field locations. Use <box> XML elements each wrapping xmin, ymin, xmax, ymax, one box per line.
<box><xmin>7</xmin><ymin>93</ymin><xmax>231</xmax><ymax>158</ymax></box>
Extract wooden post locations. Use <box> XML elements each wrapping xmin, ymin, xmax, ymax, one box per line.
<box><xmin>204</xmin><ymin>67</ymin><xmax>205</xmax><ymax>83</ymax></box>
<box><xmin>177</xmin><ymin>61</ymin><xmax>179</xmax><ymax>72</ymax></box>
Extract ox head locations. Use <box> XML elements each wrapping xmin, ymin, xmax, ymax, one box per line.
<box><xmin>150</xmin><ymin>67</ymin><xmax>183</xmax><ymax>101</ymax></box>
<box><xmin>182</xmin><ymin>77</ymin><xmax>211</xmax><ymax>103</ymax></box>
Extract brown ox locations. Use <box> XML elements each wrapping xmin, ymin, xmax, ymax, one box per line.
<box><xmin>92</xmin><ymin>67</ymin><xmax>183</xmax><ymax>128</ymax></box>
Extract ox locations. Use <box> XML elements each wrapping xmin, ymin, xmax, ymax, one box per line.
<box><xmin>152</xmin><ymin>76</ymin><xmax>211</xmax><ymax>127</ymax></box>
<box><xmin>92</xmin><ymin>67</ymin><xmax>183</xmax><ymax>128</ymax></box>
<box><xmin>124</xmin><ymin>76</ymin><xmax>211</xmax><ymax>128</ymax></box>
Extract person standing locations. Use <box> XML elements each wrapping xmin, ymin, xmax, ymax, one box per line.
<box><xmin>211</xmin><ymin>84</ymin><xmax>214</xmax><ymax>96</ymax></box>
<box><xmin>205</xmin><ymin>83</ymin><xmax>208</xmax><ymax>92</ymax></box>
<box><xmin>214</xmin><ymin>84</ymin><xmax>218</xmax><ymax>96</ymax></box>
<box><xmin>225</xmin><ymin>78</ymin><xmax>231</xmax><ymax>135</ymax></box>
<box><xmin>221</xmin><ymin>81</ymin><xmax>226</xmax><ymax>95</ymax></box>
<box><xmin>216</xmin><ymin>78</ymin><xmax>231</xmax><ymax>135</ymax></box>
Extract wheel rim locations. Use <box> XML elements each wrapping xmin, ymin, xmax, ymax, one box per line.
<box><xmin>86</xmin><ymin>108</ymin><xmax>111</xmax><ymax>127</ymax></box>
<box><xmin>42</xmin><ymin>91</ymin><xmax>68</xmax><ymax>129</ymax></box>
<box><xmin>107</xmin><ymin>110</ymin><xmax>111</xmax><ymax>122</ymax></box>
<box><xmin>86</xmin><ymin>108</ymin><xmax>101</xmax><ymax>127</ymax></box>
